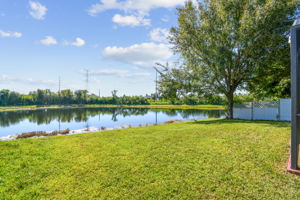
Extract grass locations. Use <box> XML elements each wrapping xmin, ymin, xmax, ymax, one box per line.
<box><xmin>0</xmin><ymin>104</ymin><xmax>225</xmax><ymax>112</ymax></box>
<box><xmin>0</xmin><ymin>105</ymin><xmax>38</xmax><ymax>110</ymax></box>
<box><xmin>86</xmin><ymin>104</ymin><xmax>225</xmax><ymax>110</ymax></box>
<box><xmin>0</xmin><ymin>119</ymin><xmax>299</xmax><ymax>199</ymax></box>
<box><xmin>0</xmin><ymin>105</ymin><xmax>58</xmax><ymax>112</ymax></box>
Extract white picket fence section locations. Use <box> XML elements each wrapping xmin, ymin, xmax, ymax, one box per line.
<box><xmin>279</xmin><ymin>99</ymin><xmax>291</xmax><ymax>121</ymax></box>
<box><xmin>233</xmin><ymin>99</ymin><xmax>291</xmax><ymax>121</ymax></box>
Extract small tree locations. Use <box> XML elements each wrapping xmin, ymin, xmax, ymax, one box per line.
<box><xmin>169</xmin><ymin>0</ymin><xmax>298</xmax><ymax>118</ymax></box>
<box><xmin>111</xmin><ymin>90</ymin><xmax>118</xmax><ymax>104</ymax></box>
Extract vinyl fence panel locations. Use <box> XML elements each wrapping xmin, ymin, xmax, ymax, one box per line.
<box><xmin>233</xmin><ymin>103</ymin><xmax>253</xmax><ymax>120</ymax></box>
<box><xmin>233</xmin><ymin>99</ymin><xmax>291</xmax><ymax>121</ymax></box>
<box><xmin>252</xmin><ymin>101</ymin><xmax>279</xmax><ymax>121</ymax></box>
<box><xmin>279</xmin><ymin>99</ymin><xmax>291</xmax><ymax>121</ymax></box>
<box><xmin>252</xmin><ymin>107</ymin><xmax>278</xmax><ymax>120</ymax></box>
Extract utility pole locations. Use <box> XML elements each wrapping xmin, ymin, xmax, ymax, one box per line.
<box><xmin>289</xmin><ymin>19</ymin><xmax>300</xmax><ymax>172</ymax></box>
<box><xmin>83</xmin><ymin>69</ymin><xmax>89</xmax><ymax>104</ymax></box>
<box><xmin>85</xmin><ymin>69</ymin><xmax>89</xmax><ymax>93</ymax></box>
<box><xmin>58</xmin><ymin>76</ymin><xmax>61</xmax><ymax>104</ymax></box>
<box><xmin>154</xmin><ymin>67</ymin><xmax>158</xmax><ymax>101</ymax></box>
<box><xmin>156</xmin><ymin>69</ymin><xmax>157</xmax><ymax>101</ymax></box>
<box><xmin>58</xmin><ymin>76</ymin><xmax>61</xmax><ymax>94</ymax></box>
<box><xmin>99</xmin><ymin>89</ymin><xmax>101</xmax><ymax>98</ymax></box>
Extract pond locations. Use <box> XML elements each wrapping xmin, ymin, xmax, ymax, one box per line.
<box><xmin>0</xmin><ymin>107</ymin><xmax>225</xmax><ymax>138</ymax></box>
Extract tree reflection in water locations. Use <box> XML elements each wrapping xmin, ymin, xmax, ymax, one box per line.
<box><xmin>0</xmin><ymin>107</ymin><xmax>225</xmax><ymax>128</ymax></box>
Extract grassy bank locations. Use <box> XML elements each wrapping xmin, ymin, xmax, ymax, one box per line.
<box><xmin>86</xmin><ymin>104</ymin><xmax>225</xmax><ymax>110</ymax></box>
<box><xmin>0</xmin><ymin>105</ymin><xmax>59</xmax><ymax>112</ymax></box>
<box><xmin>0</xmin><ymin>119</ymin><xmax>299</xmax><ymax>199</ymax></box>
<box><xmin>0</xmin><ymin>104</ymin><xmax>225</xmax><ymax>112</ymax></box>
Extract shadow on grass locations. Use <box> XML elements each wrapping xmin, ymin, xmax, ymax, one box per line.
<box><xmin>192</xmin><ymin>119</ymin><xmax>291</xmax><ymax>128</ymax></box>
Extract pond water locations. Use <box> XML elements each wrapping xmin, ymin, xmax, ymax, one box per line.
<box><xmin>0</xmin><ymin>107</ymin><xmax>225</xmax><ymax>137</ymax></box>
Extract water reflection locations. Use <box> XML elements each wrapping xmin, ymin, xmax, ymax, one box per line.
<box><xmin>0</xmin><ymin>108</ymin><xmax>147</xmax><ymax>127</ymax></box>
<box><xmin>0</xmin><ymin>108</ymin><xmax>225</xmax><ymax>136</ymax></box>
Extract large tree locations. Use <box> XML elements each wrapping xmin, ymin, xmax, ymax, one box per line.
<box><xmin>248</xmin><ymin>47</ymin><xmax>291</xmax><ymax>99</ymax></box>
<box><xmin>168</xmin><ymin>0</ymin><xmax>298</xmax><ymax>118</ymax></box>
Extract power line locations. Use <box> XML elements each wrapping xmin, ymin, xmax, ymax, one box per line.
<box><xmin>154</xmin><ymin>67</ymin><xmax>159</xmax><ymax>101</ymax></box>
<box><xmin>156</xmin><ymin>69</ymin><xmax>158</xmax><ymax>101</ymax></box>
<box><xmin>58</xmin><ymin>76</ymin><xmax>61</xmax><ymax>94</ymax></box>
<box><xmin>58</xmin><ymin>76</ymin><xmax>61</xmax><ymax>104</ymax></box>
<box><xmin>85</xmin><ymin>69</ymin><xmax>89</xmax><ymax>93</ymax></box>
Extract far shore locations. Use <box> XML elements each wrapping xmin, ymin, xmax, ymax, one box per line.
<box><xmin>0</xmin><ymin>104</ymin><xmax>225</xmax><ymax>112</ymax></box>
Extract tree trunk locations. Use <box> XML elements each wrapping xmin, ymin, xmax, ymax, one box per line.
<box><xmin>227</xmin><ymin>92</ymin><xmax>234</xmax><ymax>119</ymax></box>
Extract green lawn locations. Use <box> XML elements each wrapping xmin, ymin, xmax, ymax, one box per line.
<box><xmin>1</xmin><ymin>119</ymin><xmax>299</xmax><ymax>199</ymax></box>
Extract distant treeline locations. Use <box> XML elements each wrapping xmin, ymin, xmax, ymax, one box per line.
<box><xmin>0</xmin><ymin>89</ymin><xmax>149</xmax><ymax>106</ymax></box>
<box><xmin>0</xmin><ymin>89</ymin><xmax>228</xmax><ymax>106</ymax></box>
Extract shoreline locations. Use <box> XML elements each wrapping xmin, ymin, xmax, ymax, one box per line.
<box><xmin>0</xmin><ymin>119</ymin><xmax>197</xmax><ymax>141</ymax></box>
<box><xmin>0</xmin><ymin>104</ymin><xmax>225</xmax><ymax>112</ymax></box>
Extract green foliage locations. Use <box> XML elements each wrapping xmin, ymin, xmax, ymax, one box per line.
<box><xmin>164</xmin><ymin>95</ymin><xmax>226</xmax><ymax>105</ymax></box>
<box><xmin>0</xmin><ymin>89</ymin><xmax>150</xmax><ymax>106</ymax></box>
<box><xmin>249</xmin><ymin>61</ymin><xmax>291</xmax><ymax>99</ymax></box>
<box><xmin>164</xmin><ymin>0</ymin><xmax>299</xmax><ymax>118</ymax></box>
<box><xmin>0</xmin><ymin>120</ymin><xmax>298</xmax><ymax>199</ymax></box>
<box><xmin>147</xmin><ymin>99</ymin><xmax>171</xmax><ymax>105</ymax></box>
<box><xmin>156</xmin><ymin>63</ymin><xmax>192</xmax><ymax>103</ymax></box>
<box><xmin>233</xmin><ymin>93</ymin><xmax>256</xmax><ymax>104</ymax></box>
<box><xmin>233</xmin><ymin>93</ymin><xmax>282</xmax><ymax>104</ymax></box>
<box><xmin>0</xmin><ymin>89</ymin><xmax>226</xmax><ymax>107</ymax></box>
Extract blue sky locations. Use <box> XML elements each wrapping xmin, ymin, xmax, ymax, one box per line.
<box><xmin>0</xmin><ymin>0</ymin><xmax>187</xmax><ymax>96</ymax></box>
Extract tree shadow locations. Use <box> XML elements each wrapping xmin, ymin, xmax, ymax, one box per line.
<box><xmin>191</xmin><ymin>119</ymin><xmax>291</xmax><ymax>128</ymax></box>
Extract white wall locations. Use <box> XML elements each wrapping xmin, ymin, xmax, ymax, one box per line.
<box><xmin>233</xmin><ymin>108</ymin><xmax>252</xmax><ymax>120</ymax></box>
<box><xmin>233</xmin><ymin>99</ymin><xmax>291</xmax><ymax>121</ymax></box>
<box><xmin>279</xmin><ymin>98</ymin><xmax>291</xmax><ymax>121</ymax></box>
<box><xmin>252</xmin><ymin>107</ymin><xmax>279</xmax><ymax>121</ymax></box>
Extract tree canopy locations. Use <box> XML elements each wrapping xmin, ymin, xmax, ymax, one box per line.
<box><xmin>161</xmin><ymin>0</ymin><xmax>299</xmax><ymax>118</ymax></box>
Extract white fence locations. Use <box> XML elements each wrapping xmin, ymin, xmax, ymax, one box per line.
<box><xmin>233</xmin><ymin>99</ymin><xmax>291</xmax><ymax>121</ymax></box>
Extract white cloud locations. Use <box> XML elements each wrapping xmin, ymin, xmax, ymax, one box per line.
<box><xmin>0</xmin><ymin>30</ymin><xmax>22</xmax><ymax>38</ymax></box>
<box><xmin>87</xmin><ymin>69</ymin><xmax>151</xmax><ymax>78</ymax></box>
<box><xmin>0</xmin><ymin>75</ymin><xmax>56</xmax><ymax>86</ymax></box>
<box><xmin>63</xmin><ymin>37</ymin><xmax>86</xmax><ymax>47</ymax></box>
<box><xmin>29</xmin><ymin>1</ymin><xmax>47</xmax><ymax>20</ymax></box>
<box><xmin>103</xmin><ymin>42</ymin><xmax>173</xmax><ymax>68</ymax></box>
<box><xmin>88</xmin><ymin>0</ymin><xmax>187</xmax><ymax>28</ymax></box>
<box><xmin>112</xmin><ymin>14</ymin><xmax>150</xmax><ymax>27</ymax></box>
<box><xmin>88</xmin><ymin>0</ymin><xmax>186</xmax><ymax>16</ymax></box>
<box><xmin>72</xmin><ymin>38</ymin><xmax>86</xmax><ymax>47</ymax></box>
<box><xmin>40</xmin><ymin>36</ymin><xmax>57</xmax><ymax>46</ymax></box>
<box><xmin>149</xmin><ymin>28</ymin><xmax>170</xmax><ymax>43</ymax></box>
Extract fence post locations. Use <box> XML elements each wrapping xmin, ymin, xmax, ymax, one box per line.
<box><xmin>251</xmin><ymin>102</ymin><xmax>254</xmax><ymax>120</ymax></box>
<box><xmin>290</xmin><ymin>19</ymin><xmax>300</xmax><ymax>170</ymax></box>
<box><xmin>278</xmin><ymin>99</ymin><xmax>281</xmax><ymax>121</ymax></box>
